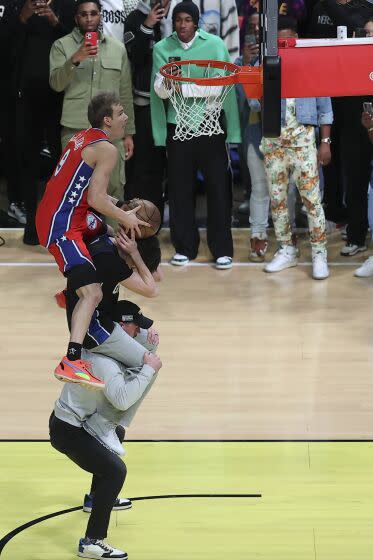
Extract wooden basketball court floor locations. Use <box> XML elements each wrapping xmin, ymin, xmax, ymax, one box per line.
<box><xmin>1</xmin><ymin>227</ymin><xmax>373</xmax><ymax>559</ymax></box>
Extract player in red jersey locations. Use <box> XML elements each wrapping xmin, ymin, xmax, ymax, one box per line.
<box><xmin>36</xmin><ymin>91</ymin><xmax>149</xmax><ymax>389</ymax></box>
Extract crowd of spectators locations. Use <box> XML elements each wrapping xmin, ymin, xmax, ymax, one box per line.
<box><xmin>0</xmin><ymin>0</ymin><xmax>372</xmax><ymax>276</ymax></box>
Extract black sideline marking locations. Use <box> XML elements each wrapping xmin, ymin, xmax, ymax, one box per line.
<box><xmin>0</xmin><ymin>494</ymin><xmax>261</xmax><ymax>554</ymax></box>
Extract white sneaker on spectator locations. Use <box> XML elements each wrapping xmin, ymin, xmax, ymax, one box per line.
<box><xmin>215</xmin><ymin>256</ymin><xmax>232</xmax><ymax>269</ymax></box>
<box><xmin>340</xmin><ymin>243</ymin><xmax>367</xmax><ymax>256</ymax></box>
<box><xmin>8</xmin><ymin>202</ymin><xmax>26</xmax><ymax>225</ymax></box>
<box><xmin>354</xmin><ymin>256</ymin><xmax>373</xmax><ymax>277</ymax></box>
<box><xmin>78</xmin><ymin>538</ymin><xmax>127</xmax><ymax>559</ymax></box>
<box><xmin>170</xmin><ymin>253</ymin><xmax>189</xmax><ymax>266</ymax></box>
<box><xmin>312</xmin><ymin>248</ymin><xmax>329</xmax><ymax>280</ymax></box>
<box><xmin>264</xmin><ymin>245</ymin><xmax>297</xmax><ymax>273</ymax></box>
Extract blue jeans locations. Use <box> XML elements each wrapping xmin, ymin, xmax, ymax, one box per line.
<box><xmin>247</xmin><ymin>142</ymin><xmax>270</xmax><ymax>236</ymax></box>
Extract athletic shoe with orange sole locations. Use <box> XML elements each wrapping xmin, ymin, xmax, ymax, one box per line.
<box><xmin>55</xmin><ymin>291</ymin><xmax>67</xmax><ymax>309</ymax></box>
<box><xmin>54</xmin><ymin>357</ymin><xmax>105</xmax><ymax>390</ymax></box>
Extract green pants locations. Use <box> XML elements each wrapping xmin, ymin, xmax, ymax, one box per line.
<box><xmin>61</xmin><ymin>127</ymin><xmax>125</xmax><ymax>229</ymax></box>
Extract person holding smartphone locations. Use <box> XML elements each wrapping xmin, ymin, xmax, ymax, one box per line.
<box><xmin>235</xmin><ymin>12</ymin><xmax>271</xmax><ymax>263</ymax></box>
<box><xmin>99</xmin><ymin>0</ymin><xmax>138</xmax><ymax>42</ymax></box>
<box><xmin>123</xmin><ymin>0</ymin><xmax>171</xmax><ymax>213</ymax></box>
<box><xmin>49</xmin><ymin>0</ymin><xmax>136</xmax><ymax>226</ymax></box>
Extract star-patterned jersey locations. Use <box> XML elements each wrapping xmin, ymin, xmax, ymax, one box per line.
<box><xmin>36</xmin><ymin>128</ymin><xmax>109</xmax><ymax>248</ymax></box>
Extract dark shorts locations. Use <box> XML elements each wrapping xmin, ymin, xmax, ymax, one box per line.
<box><xmin>66</xmin><ymin>263</ymin><xmax>98</xmax><ymax>291</ymax></box>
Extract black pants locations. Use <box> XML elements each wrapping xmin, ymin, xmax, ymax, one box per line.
<box><xmin>125</xmin><ymin>104</ymin><xmax>166</xmax><ymax>212</ymax></box>
<box><xmin>19</xmin><ymin>88</ymin><xmax>62</xmax><ymax>213</ymax></box>
<box><xmin>49</xmin><ymin>413</ymin><xmax>126</xmax><ymax>540</ymax></box>
<box><xmin>167</xmin><ymin>126</ymin><xmax>233</xmax><ymax>260</ymax></box>
<box><xmin>2</xmin><ymin>93</ymin><xmax>23</xmax><ymax>206</ymax></box>
<box><xmin>323</xmin><ymin>96</ymin><xmax>371</xmax><ymax>244</ymax></box>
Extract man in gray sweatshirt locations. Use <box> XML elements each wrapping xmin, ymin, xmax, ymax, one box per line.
<box><xmin>49</xmin><ymin>300</ymin><xmax>162</xmax><ymax>560</ymax></box>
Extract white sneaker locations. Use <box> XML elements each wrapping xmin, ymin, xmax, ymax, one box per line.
<box><xmin>215</xmin><ymin>256</ymin><xmax>233</xmax><ymax>269</ymax></box>
<box><xmin>170</xmin><ymin>253</ymin><xmax>189</xmax><ymax>266</ymax></box>
<box><xmin>312</xmin><ymin>248</ymin><xmax>329</xmax><ymax>280</ymax></box>
<box><xmin>264</xmin><ymin>245</ymin><xmax>297</xmax><ymax>273</ymax></box>
<box><xmin>84</xmin><ymin>415</ymin><xmax>125</xmax><ymax>456</ymax></box>
<box><xmin>354</xmin><ymin>256</ymin><xmax>373</xmax><ymax>277</ymax></box>
<box><xmin>340</xmin><ymin>243</ymin><xmax>367</xmax><ymax>256</ymax></box>
<box><xmin>8</xmin><ymin>202</ymin><xmax>26</xmax><ymax>225</ymax></box>
<box><xmin>78</xmin><ymin>538</ymin><xmax>127</xmax><ymax>559</ymax></box>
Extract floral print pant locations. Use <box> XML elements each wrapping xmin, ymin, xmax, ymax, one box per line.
<box><xmin>262</xmin><ymin>143</ymin><xmax>326</xmax><ymax>250</ymax></box>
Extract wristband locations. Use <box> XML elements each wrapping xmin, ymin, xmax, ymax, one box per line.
<box><xmin>116</xmin><ymin>199</ymin><xmax>125</xmax><ymax>208</ymax></box>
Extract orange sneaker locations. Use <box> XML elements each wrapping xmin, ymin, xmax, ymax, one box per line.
<box><xmin>54</xmin><ymin>357</ymin><xmax>105</xmax><ymax>390</ymax></box>
<box><xmin>54</xmin><ymin>291</ymin><xmax>67</xmax><ymax>309</ymax></box>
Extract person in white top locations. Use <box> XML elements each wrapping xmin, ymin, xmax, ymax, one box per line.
<box><xmin>100</xmin><ymin>0</ymin><xmax>138</xmax><ymax>41</ymax></box>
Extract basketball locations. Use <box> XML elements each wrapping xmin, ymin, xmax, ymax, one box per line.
<box><xmin>122</xmin><ymin>198</ymin><xmax>161</xmax><ymax>239</ymax></box>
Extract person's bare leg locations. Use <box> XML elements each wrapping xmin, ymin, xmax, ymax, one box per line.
<box><xmin>54</xmin><ymin>283</ymin><xmax>105</xmax><ymax>389</ymax></box>
<box><xmin>70</xmin><ymin>283</ymin><xmax>103</xmax><ymax>343</ymax></box>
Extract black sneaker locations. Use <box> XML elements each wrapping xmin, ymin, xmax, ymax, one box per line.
<box><xmin>340</xmin><ymin>243</ymin><xmax>367</xmax><ymax>256</ymax></box>
<box><xmin>23</xmin><ymin>212</ymin><xmax>39</xmax><ymax>245</ymax></box>
<box><xmin>78</xmin><ymin>538</ymin><xmax>128</xmax><ymax>559</ymax></box>
<box><xmin>7</xmin><ymin>202</ymin><xmax>26</xmax><ymax>225</ymax></box>
<box><xmin>83</xmin><ymin>494</ymin><xmax>132</xmax><ymax>513</ymax></box>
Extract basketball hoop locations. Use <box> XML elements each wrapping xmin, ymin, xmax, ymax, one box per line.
<box><xmin>159</xmin><ymin>60</ymin><xmax>262</xmax><ymax>141</ymax></box>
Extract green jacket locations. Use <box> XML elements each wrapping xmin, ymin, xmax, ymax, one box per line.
<box><xmin>150</xmin><ymin>29</ymin><xmax>241</xmax><ymax>146</ymax></box>
<box><xmin>49</xmin><ymin>27</ymin><xmax>135</xmax><ymax>134</ymax></box>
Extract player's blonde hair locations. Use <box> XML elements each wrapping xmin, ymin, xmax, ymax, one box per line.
<box><xmin>88</xmin><ymin>92</ymin><xmax>121</xmax><ymax>129</ymax></box>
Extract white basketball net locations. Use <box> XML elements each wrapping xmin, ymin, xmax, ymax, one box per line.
<box><xmin>162</xmin><ymin>63</ymin><xmax>236</xmax><ymax>142</ymax></box>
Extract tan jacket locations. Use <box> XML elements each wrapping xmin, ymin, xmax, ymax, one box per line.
<box><xmin>49</xmin><ymin>27</ymin><xmax>135</xmax><ymax>134</ymax></box>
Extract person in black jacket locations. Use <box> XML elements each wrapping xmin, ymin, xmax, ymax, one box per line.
<box><xmin>307</xmin><ymin>0</ymin><xmax>373</xmax><ymax>255</ymax></box>
<box><xmin>10</xmin><ymin>0</ymin><xmax>75</xmax><ymax>245</ymax></box>
<box><xmin>123</xmin><ymin>0</ymin><xmax>169</xmax><ymax>213</ymax></box>
<box><xmin>308</xmin><ymin>0</ymin><xmax>373</xmax><ymax>37</ymax></box>
<box><xmin>0</xmin><ymin>0</ymin><xmax>24</xmax><ymax>226</ymax></box>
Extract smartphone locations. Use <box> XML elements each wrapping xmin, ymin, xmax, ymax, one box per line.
<box><xmin>363</xmin><ymin>102</ymin><xmax>373</xmax><ymax>115</ymax></box>
<box><xmin>85</xmin><ymin>31</ymin><xmax>98</xmax><ymax>48</ymax></box>
<box><xmin>244</xmin><ymin>33</ymin><xmax>257</xmax><ymax>46</ymax></box>
<box><xmin>150</xmin><ymin>0</ymin><xmax>163</xmax><ymax>7</ymax></box>
<box><xmin>123</xmin><ymin>31</ymin><xmax>135</xmax><ymax>44</ymax></box>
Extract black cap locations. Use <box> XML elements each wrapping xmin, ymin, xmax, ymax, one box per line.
<box><xmin>172</xmin><ymin>1</ymin><xmax>200</xmax><ymax>26</ymax></box>
<box><xmin>112</xmin><ymin>300</ymin><xmax>153</xmax><ymax>329</ymax></box>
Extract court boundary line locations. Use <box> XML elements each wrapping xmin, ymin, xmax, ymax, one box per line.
<box><xmin>0</xmin><ymin>261</ymin><xmax>364</xmax><ymax>267</ymax></box>
<box><xmin>1</xmin><ymin>439</ymin><xmax>373</xmax><ymax>443</ymax></box>
<box><xmin>0</xmin><ymin>494</ymin><xmax>261</xmax><ymax>554</ymax></box>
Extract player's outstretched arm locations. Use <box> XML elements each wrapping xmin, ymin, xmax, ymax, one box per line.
<box><xmin>87</xmin><ymin>143</ymin><xmax>149</xmax><ymax>236</ymax></box>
